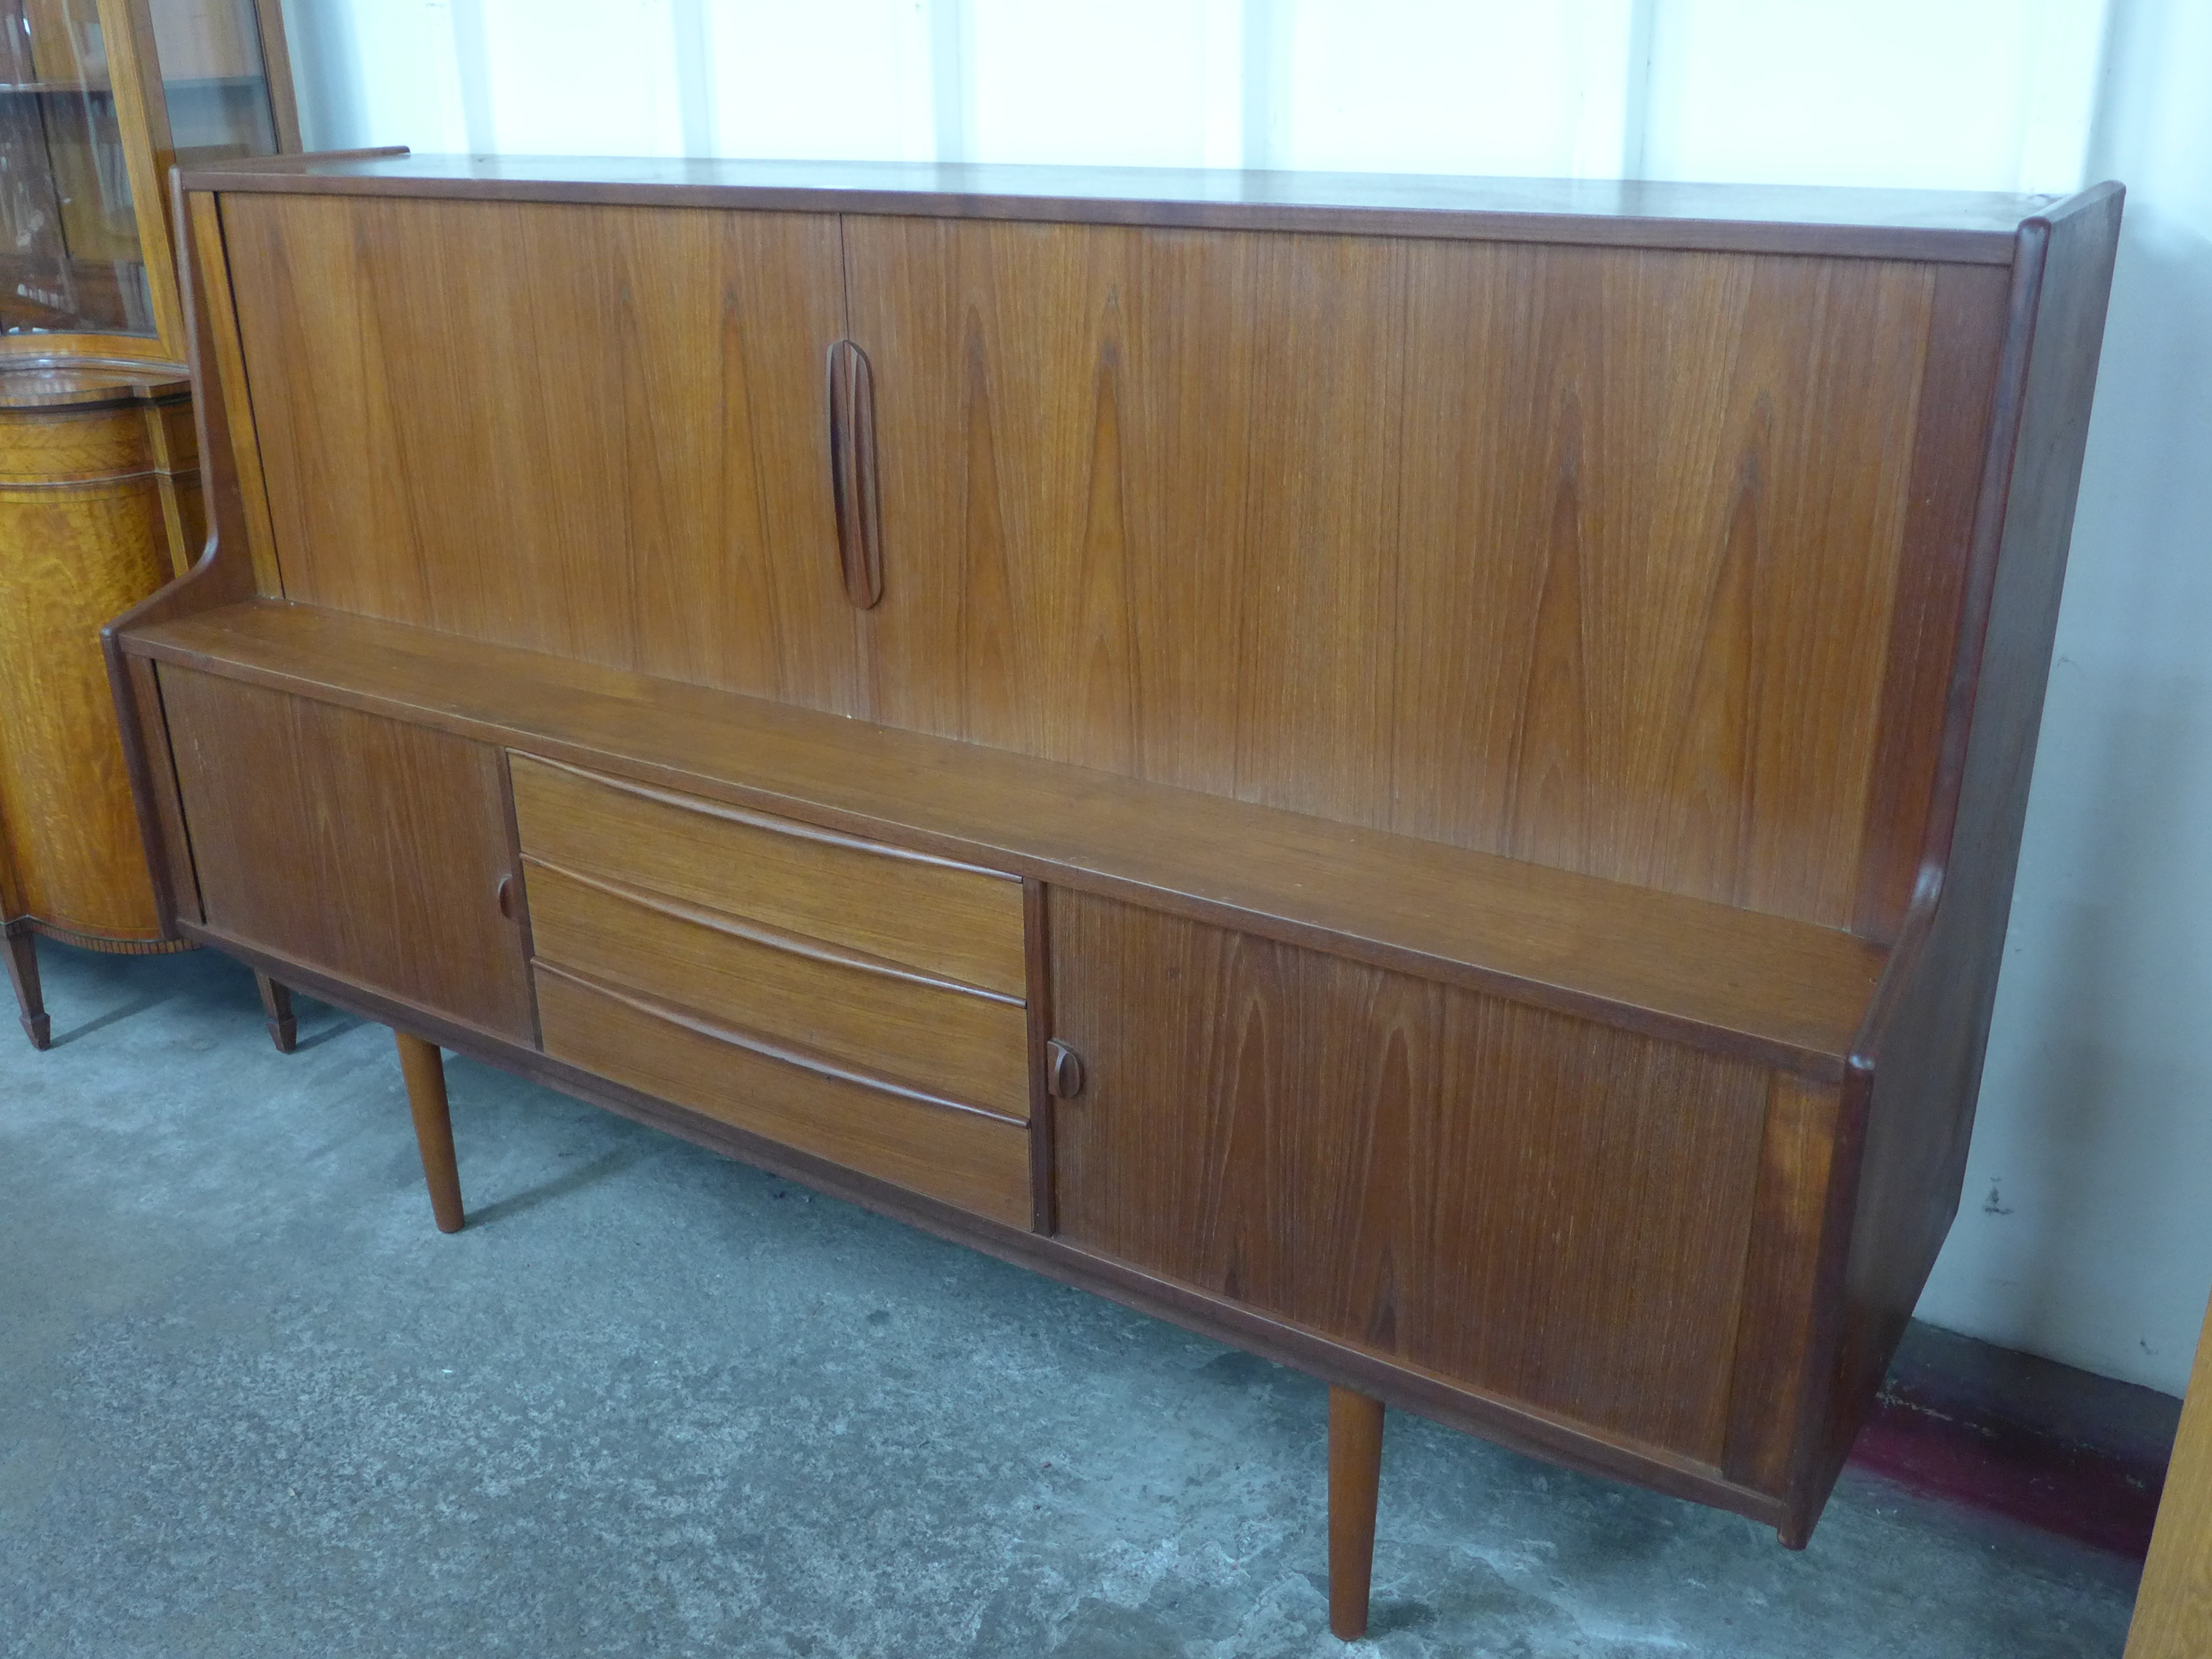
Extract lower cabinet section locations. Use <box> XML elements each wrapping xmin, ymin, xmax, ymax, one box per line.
<box><xmin>142</xmin><ymin>668</ymin><xmax>1838</xmax><ymax>1534</ymax></box>
<box><xmin>535</xmin><ymin>960</ymin><xmax>1033</xmax><ymax>1228</ymax></box>
<box><xmin>1048</xmin><ymin>886</ymin><xmax>1794</xmax><ymax>1470</ymax></box>
<box><xmin>157</xmin><ymin>666</ymin><xmax>535</xmax><ymax>1041</ymax></box>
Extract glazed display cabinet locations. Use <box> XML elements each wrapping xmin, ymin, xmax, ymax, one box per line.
<box><xmin>0</xmin><ymin>0</ymin><xmax>295</xmax><ymax>1046</ymax></box>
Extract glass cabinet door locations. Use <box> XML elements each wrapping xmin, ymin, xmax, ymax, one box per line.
<box><xmin>0</xmin><ymin>0</ymin><xmax>282</xmax><ymax>341</ymax></box>
<box><xmin>146</xmin><ymin>0</ymin><xmax>278</xmax><ymax>167</ymax></box>
<box><xmin>1</xmin><ymin>0</ymin><xmax>152</xmax><ymax>335</ymax></box>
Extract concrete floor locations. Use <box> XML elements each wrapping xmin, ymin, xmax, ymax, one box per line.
<box><xmin>2</xmin><ymin>942</ymin><xmax>2144</xmax><ymax>1658</ymax></box>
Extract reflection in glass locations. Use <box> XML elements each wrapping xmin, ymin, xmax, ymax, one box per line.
<box><xmin>0</xmin><ymin>0</ymin><xmax>280</xmax><ymax>338</ymax></box>
<box><xmin>148</xmin><ymin>0</ymin><xmax>276</xmax><ymax>167</ymax></box>
<box><xmin>0</xmin><ymin>0</ymin><xmax>150</xmax><ymax>335</ymax></box>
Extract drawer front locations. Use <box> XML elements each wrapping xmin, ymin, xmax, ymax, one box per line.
<box><xmin>525</xmin><ymin>859</ymin><xmax>1030</xmax><ymax>1118</ymax></box>
<box><xmin>538</xmin><ymin>964</ymin><xmax>1031</xmax><ymax>1227</ymax></box>
<box><xmin>509</xmin><ymin>752</ymin><xmax>1025</xmax><ymax>996</ymax></box>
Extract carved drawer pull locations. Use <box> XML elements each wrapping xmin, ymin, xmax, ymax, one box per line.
<box><xmin>826</xmin><ymin>338</ymin><xmax>883</xmax><ymax>609</ymax></box>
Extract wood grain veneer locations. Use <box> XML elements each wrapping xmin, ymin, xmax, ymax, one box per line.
<box><xmin>217</xmin><ymin>192</ymin><xmax>862</xmax><ymax>704</ymax></box>
<box><xmin>136</xmin><ymin>601</ymin><xmax>1885</xmax><ymax>1075</ymax></box>
<box><xmin>536</xmin><ymin>961</ymin><xmax>1031</xmax><ymax>1228</ymax></box>
<box><xmin>509</xmin><ymin>751</ymin><xmax>1028</xmax><ymax>999</ymax></box>
<box><xmin>0</xmin><ymin>369</ymin><xmax>200</xmax><ymax>959</ymax></box>
<box><xmin>523</xmin><ymin>857</ymin><xmax>1030</xmax><ymax>1118</ymax></box>
<box><xmin>156</xmin><ymin>665</ymin><xmax>533</xmax><ymax>1041</ymax></box>
<box><xmin>110</xmin><ymin>166</ymin><xmax>2125</xmax><ymax>1587</ymax></box>
<box><xmin>1048</xmin><ymin>888</ymin><xmax>1774</xmax><ymax>1464</ymax></box>
<box><xmin>851</xmin><ymin>221</ymin><xmax>1938</xmax><ymax>933</ymax></box>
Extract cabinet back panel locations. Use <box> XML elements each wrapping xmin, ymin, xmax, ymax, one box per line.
<box><xmin>1048</xmin><ymin>888</ymin><xmax>1773</xmax><ymax>1461</ymax></box>
<box><xmin>158</xmin><ymin>666</ymin><xmax>534</xmax><ymax>1040</ymax></box>
<box><xmin>852</xmin><ymin>220</ymin><xmax>1940</xmax><ymax>930</ymax></box>
<box><xmin>218</xmin><ymin>192</ymin><xmax>865</xmax><ymax>713</ymax></box>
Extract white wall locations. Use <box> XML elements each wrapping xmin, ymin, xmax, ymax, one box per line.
<box><xmin>276</xmin><ymin>0</ymin><xmax>2212</xmax><ymax>1395</ymax></box>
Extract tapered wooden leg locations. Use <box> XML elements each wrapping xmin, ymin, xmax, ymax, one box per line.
<box><xmin>5</xmin><ymin>928</ymin><xmax>49</xmax><ymax>1051</ymax></box>
<box><xmin>394</xmin><ymin>1030</ymin><xmax>464</xmax><ymax>1233</ymax></box>
<box><xmin>1329</xmin><ymin>1386</ymin><xmax>1385</xmax><ymax>1640</ymax></box>
<box><xmin>255</xmin><ymin>971</ymin><xmax>298</xmax><ymax>1054</ymax></box>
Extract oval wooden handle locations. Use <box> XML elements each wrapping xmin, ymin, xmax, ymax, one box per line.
<box><xmin>826</xmin><ymin>338</ymin><xmax>884</xmax><ymax>609</ymax></box>
<box><xmin>1047</xmin><ymin>1039</ymin><xmax>1085</xmax><ymax>1100</ymax></box>
<box><xmin>496</xmin><ymin>873</ymin><xmax>516</xmax><ymax>919</ymax></box>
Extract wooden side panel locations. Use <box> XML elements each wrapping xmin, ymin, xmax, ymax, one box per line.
<box><xmin>1048</xmin><ymin>888</ymin><xmax>1773</xmax><ymax>1462</ymax></box>
<box><xmin>523</xmin><ymin>859</ymin><xmax>1031</xmax><ymax>1118</ymax></box>
<box><xmin>849</xmin><ymin>219</ymin><xmax>1936</xmax><ymax>929</ymax></box>
<box><xmin>1814</xmin><ymin>187</ymin><xmax>2125</xmax><ymax>1520</ymax></box>
<box><xmin>158</xmin><ymin>666</ymin><xmax>534</xmax><ymax>1039</ymax></box>
<box><xmin>538</xmin><ymin>964</ymin><xmax>1031</xmax><ymax>1227</ymax></box>
<box><xmin>216</xmin><ymin>192</ymin><xmax>863</xmax><ymax>709</ymax></box>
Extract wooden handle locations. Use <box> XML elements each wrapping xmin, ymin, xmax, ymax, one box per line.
<box><xmin>826</xmin><ymin>338</ymin><xmax>883</xmax><ymax>609</ymax></box>
<box><xmin>496</xmin><ymin>873</ymin><xmax>516</xmax><ymax>918</ymax></box>
<box><xmin>1047</xmin><ymin>1039</ymin><xmax>1085</xmax><ymax>1099</ymax></box>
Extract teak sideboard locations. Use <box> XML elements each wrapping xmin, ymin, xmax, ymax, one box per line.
<box><xmin>107</xmin><ymin>152</ymin><xmax>2121</xmax><ymax>1638</ymax></box>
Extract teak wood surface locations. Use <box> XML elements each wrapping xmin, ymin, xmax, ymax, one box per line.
<box><xmin>156</xmin><ymin>666</ymin><xmax>534</xmax><ymax>1043</ymax></box>
<box><xmin>135</xmin><ymin>599</ymin><xmax>1885</xmax><ymax>1077</ymax></box>
<box><xmin>1050</xmin><ymin>887</ymin><xmax>1774</xmax><ymax>1466</ymax></box>
<box><xmin>219</xmin><ymin>189</ymin><xmax>1997</xmax><ymax>943</ymax></box>
<box><xmin>110</xmin><ymin>160</ymin><xmax>2124</xmax><ymax>1574</ymax></box>
<box><xmin>509</xmin><ymin>752</ymin><xmax>1028</xmax><ymax>999</ymax></box>
<box><xmin>535</xmin><ymin>962</ymin><xmax>1032</xmax><ymax>1228</ymax></box>
<box><xmin>522</xmin><ymin>857</ymin><xmax>1031</xmax><ymax>1119</ymax></box>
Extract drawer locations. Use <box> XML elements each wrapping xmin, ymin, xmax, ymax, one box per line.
<box><xmin>525</xmin><ymin>859</ymin><xmax>1030</xmax><ymax>1118</ymax></box>
<box><xmin>509</xmin><ymin>752</ymin><xmax>1026</xmax><ymax>996</ymax></box>
<box><xmin>537</xmin><ymin>962</ymin><xmax>1031</xmax><ymax>1228</ymax></box>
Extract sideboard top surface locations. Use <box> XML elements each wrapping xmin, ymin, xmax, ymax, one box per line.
<box><xmin>123</xmin><ymin>598</ymin><xmax>1888</xmax><ymax>1078</ymax></box>
<box><xmin>175</xmin><ymin>152</ymin><xmax>2078</xmax><ymax>263</ymax></box>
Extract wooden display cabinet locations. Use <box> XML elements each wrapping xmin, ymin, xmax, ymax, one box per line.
<box><xmin>0</xmin><ymin>0</ymin><xmax>295</xmax><ymax>1047</ymax></box>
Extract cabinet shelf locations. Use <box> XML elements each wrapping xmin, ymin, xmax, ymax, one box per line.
<box><xmin>125</xmin><ymin>597</ymin><xmax>1888</xmax><ymax>1077</ymax></box>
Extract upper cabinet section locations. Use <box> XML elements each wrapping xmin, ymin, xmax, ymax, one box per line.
<box><xmin>216</xmin><ymin>193</ymin><xmax>861</xmax><ymax>709</ymax></box>
<box><xmin>1</xmin><ymin>0</ymin><xmax>289</xmax><ymax>351</ymax></box>
<box><xmin>191</xmin><ymin>162</ymin><xmax>2068</xmax><ymax>937</ymax></box>
<box><xmin>845</xmin><ymin>220</ymin><xmax>2003</xmax><ymax>934</ymax></box>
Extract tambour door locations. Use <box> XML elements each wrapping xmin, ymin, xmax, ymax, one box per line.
<box><xmin>213</xmin><ymin>193</ymin><xmax>862</xmax><ymax>711</ymax></box>
<box><xmin>158</xmin><ymin>668</ymin><xmax>534</xmax><ymax>1040</ymax></box>
<box><xmin>1046</xmin><ymin>886</ymin><xmax>1794</xmax><ymax>1469</ymax></box>
<box><xmin>843</xmin><ymin>218</ymin><xmax>1959</xmax><ymax>937</ymax></box>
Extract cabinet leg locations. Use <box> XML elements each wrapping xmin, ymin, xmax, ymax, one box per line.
<box><xmin>5</xmin><ymin>928</ymin><xmax>49</xmax><ymax>1051</ymax></box>
<box><xmin>394</xmin><ymin>1030</ymin><xmax>465</xmax><ymax>1233</ymax></box>
<box><xmin>1328</xmin><ymin>1386</ymin><xmax>1385</xmax><ymax>1641</ymax></box>
<box><xmin>255</xmin><ymin>971</ymin><xmax>298</xmax><ymax>1054</ymax></box>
